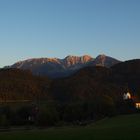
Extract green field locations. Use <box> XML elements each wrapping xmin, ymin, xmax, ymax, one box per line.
<box><xmin>0</xmin><ymin>114</ymin><xmax>140</xmax><ymax>140</ymax></box>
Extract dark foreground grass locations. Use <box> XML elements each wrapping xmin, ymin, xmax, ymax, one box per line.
<box><xmin>0</xmin><ymin>114</ymin><xmax>140</xmax><ymax>140</ymax></box>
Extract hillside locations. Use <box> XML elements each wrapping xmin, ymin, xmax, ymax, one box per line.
<box><xmin>0</xmin><ymin>68</ymin><xmax>51</xmax><ymax>101</ymax></box>
<box><xmin>51</xmin><ymin>59</ymin><xmax>140</xmax><ymax>101</ymax></box>
<box><xmin>51</xmin><ymin>66</ymin><xmax>121</xmax><ymax>102</ymax></box>
<box><xmin>111</xmin><ymin>59</ymin><xmax>140</xmax><ymax>99</ymax></box>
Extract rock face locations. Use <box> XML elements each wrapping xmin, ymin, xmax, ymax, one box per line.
<box><xmin>10</xmin><ymin>54</ymin><xmax>121</xmax><ymax>78</ymax></box>
<box><xmin>63</xmin><ymin>55</ymin><xmax>94</xmax><ymax>70</ymax></box>
<box><xmin>92</xmin><ymin>54</ymin><xmax>121</xmax><ymax>67</ymax></box>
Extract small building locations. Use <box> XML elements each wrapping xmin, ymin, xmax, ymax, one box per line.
<box><xmin>135</xmin><ymin>103</ymin><xmax>140</xmax><ymax>109</ymax></box>
<box><xmin>123</xmin><ymin>92</ymin><xmax>131</xmax><ymax>100</ymax></box>
<box><xmin>123</xmin><ymin>91</ymin><xmax>140</xmax><ymax>109</ymax></box>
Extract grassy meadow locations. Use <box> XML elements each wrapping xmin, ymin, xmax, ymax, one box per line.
<box><xmin>0</xmin><ymin>114</ymin><xmax>140</xmax><ymax>140</ymax></box>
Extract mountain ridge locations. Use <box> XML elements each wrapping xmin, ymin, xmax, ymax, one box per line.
<box><xmin>9</xmin><ymin>54</ymin><xmax>121</xmax><ymax>78</ymax></box>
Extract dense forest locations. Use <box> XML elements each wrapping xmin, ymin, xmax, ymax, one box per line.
<box><xmin>0</xmin><ymin>60</ymin><xmax>140</xmax><ymax>127</ymax></box>
<box><xmin>0</xmin><ymin>68</ymin><xmax>51</xmax><ymax>101</ymax></box>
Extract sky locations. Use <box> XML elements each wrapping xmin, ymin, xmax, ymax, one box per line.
<box><xmin>0</xmin><ymin>0</ymin><xmax>140</xmax><ymax>67</ymax></box>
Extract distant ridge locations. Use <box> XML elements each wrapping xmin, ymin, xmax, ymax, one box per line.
<box><xmin>9</xmin><ymin>54</ymin><xmax>121</xmax><ymax>78</ymax></box>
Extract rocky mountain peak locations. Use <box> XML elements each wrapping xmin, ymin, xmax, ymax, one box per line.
<box><xmin>9</xmin><ymin>54</ymin><xmax>121</xmax><ymax>78</ymax></box>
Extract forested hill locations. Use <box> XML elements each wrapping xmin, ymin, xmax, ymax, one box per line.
<box><xmin>51</xmin><ymin>59</ymin><xmax>140</xmax><ymax>104</ymax></box>
<box><xmin>0</xmin><ymin>59</ymin><xmax>140</xmax><ymax>103</ymax></box>
<box><xmin>0</xmin><ymin>68</ymin><xmax>51</xmax><ymax>101</ymax></box>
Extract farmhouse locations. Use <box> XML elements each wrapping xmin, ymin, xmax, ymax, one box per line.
<box><xmin>123</xmin><ymin>91</ymin><xmax>140</xmax><ymax>109</ymax></box>
<box><xmin>136</xmin><ymin>103</ymin><xmax>140</xmax><ymax>109</ymax></box>
<box><xmin>123</xmin><ymin>92</ymin><xmax>131</xmax><ymax>100</ymax></box>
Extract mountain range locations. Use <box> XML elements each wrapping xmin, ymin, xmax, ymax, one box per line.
<box><xmin>10</xmin><ymin>54</ymin><xmax>121</xmax><ymax>78</ymax></box>
<box><xmin>1</xmin><ymin>59</ymin><xmax>140</xmax><ymax>104</ymax></box>
<box><xmin>1</xmin><ymin>59</ymin><xmax>140</xmax><ymax>125</ymax></box>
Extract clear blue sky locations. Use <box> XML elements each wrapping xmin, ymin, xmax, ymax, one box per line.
<box><xmin>0</xmin><ymin>0</ymin><xmax>140</xmax><ymax>67</ymax></box>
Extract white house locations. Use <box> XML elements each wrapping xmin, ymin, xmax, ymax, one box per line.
<box><xmin>123</xmin><ymin>92</ymin><xmax>131</xmax><ymax>100</ymax></box>
<box><xmin>136</xmin><ymin>103</ymin><xmax>140</xmax><ymax>109</ymax></box>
